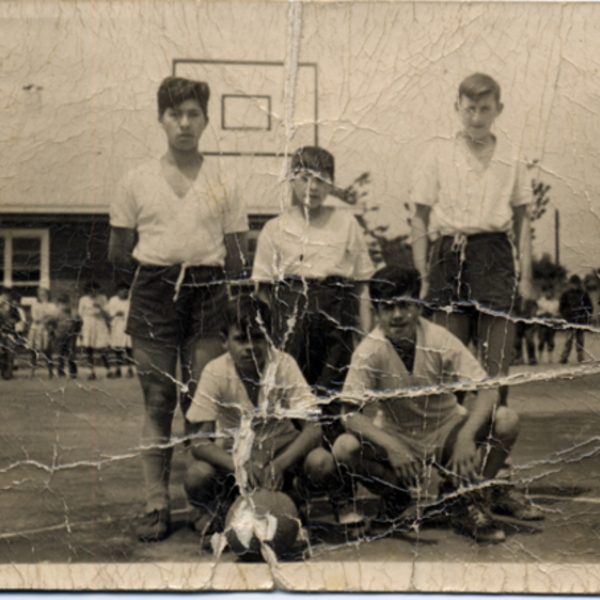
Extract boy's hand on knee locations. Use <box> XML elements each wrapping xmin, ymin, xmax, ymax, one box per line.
<box><xmin>449</xmin><ymin>434</ymin><xmax>480</xmax><ymax>485</ymax></box>
<box><xmin>386</xmin><ymin>441</ymin><xmax>421</xmax><ymax>482</ymax></box>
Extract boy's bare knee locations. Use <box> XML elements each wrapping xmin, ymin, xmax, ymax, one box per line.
<box><xmin>304</xmin><ymin>447</ymin><xmax>336</xmax><ymax>485</ymax></box>
<box><xmin>332</xmin><ymin>433</ymin><xmax>361</xmax><ymax>466</ymax></box>
<box><xmin>494</xmin><ymin>406</ymin><xmax>520</xmax><ymax>442</ymax></box>
<box><xmin>142</xmin><ymin>380</ymin><xmax>178</xmax><ymax>417</ymax></box>
<box><xmin>184</xmin><ymin>460</ymin><xmax>216</xmax><ymax>498</ymax></box>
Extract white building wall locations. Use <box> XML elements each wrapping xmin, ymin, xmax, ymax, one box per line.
<box><xmin>0</xmin><ymin>2</ymin><xmax>598</xmax><ymax>274</ymax></box>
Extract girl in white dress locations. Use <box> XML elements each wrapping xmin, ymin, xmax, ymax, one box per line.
<box><xmin>78</xmin><ymin>281</ymin><xmax>110</xmax><ymax>380</ymax></box>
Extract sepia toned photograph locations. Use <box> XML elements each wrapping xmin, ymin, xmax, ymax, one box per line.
<box><xmin>1</xmin><ymin>0</ymin><xmax>600</xmax><ymax>592</ymax></box>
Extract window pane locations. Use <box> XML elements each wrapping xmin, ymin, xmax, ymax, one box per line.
<box><xmin>11</xmin><ymin>236</ymin><xmax>41</xmax><ymax>283</ymax></box>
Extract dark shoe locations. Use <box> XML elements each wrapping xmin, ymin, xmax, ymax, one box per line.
<box><xmin>107</xmin><ymin>372</ymin><xmax>115</xmax><ymax>379</ymax></box>
<box><xmin>88</xmin><ymin>372</ymin><xmax>97</xmax><ymax>381</ymax></box>
<box><xmin>452</xmin><ymin>495</ymin><xmax>505</xmax><ymax>543</ymax></box>
<box><xmin>115</xmin><ymin>368</ymin><xmax>122</xmax><ymax>378</ymax></box>
<box><xmin>189</xmin><ymin>507</ymin><xmax>222</xmax><ymax>536</ymax></box>
<box><xmin>372</xmin><ymin>488</ymin><xmax>412</xmax><ymax>526</ymax></box>
<box><xmin>332</xmin><ymin>500</ymin><xmax>366</xmax><ymax>526</ymax></box>
<box><xmin>137</xmin><ymin>508</ymin><xmax>171</xmax><ymax>542</ymax></box>
<box><xmin>492</xmin><ymin>486</ymin><xmax>544</xmax><ymax>521</ymax></box>
<box><xmin>127</xmin><ymin>368</ymin><xmax>135</xmax><ymax>378</ymax></box>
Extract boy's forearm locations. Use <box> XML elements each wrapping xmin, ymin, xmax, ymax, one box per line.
<box><xmin>513</xmin><ymin>205</ymin><xmax>533</xmax><ymax>283</ymax></box>
<box><xmin>256</xmin><ymin>283</ymin><xmax>273</xmax><ymax>307</ymax></box>
<box><xmin>108</xmin><ymin>227</ymin><xmax>137</xmax><ymax>269</ymax></box>
<box><xmin>458</xmin><ymin>388</ymin><xmax>498</xmax><ymax>440</ymax></box>
<box><xmin>345</xmin><ymin>412</ymin><xmax>402</xmax><ymax>457</ymax></box>
<box><xmin>224</xmin><ymin>231</ymin><xmax>248</xmax><ymax>279</ymax></box>
<box><xmin>191</xmin><ymin>441</ymin><xmax>235</xmax><ymax>472</ymax></box>
<box><xmin>411</xmin><ymin>213</ymin><xmax>429</xmax><ymax>278</ymax></box>
<box><xmin>355</xmin><ymin>282</ymin><xmax>372</xmax><ymax>336</ymax></box>
<box><xmin>272</xmin><ymin>421</ymin><xmax>322</xmax><ymax>472</ymax></box>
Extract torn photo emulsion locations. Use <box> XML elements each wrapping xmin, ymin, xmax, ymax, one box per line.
<box><xmin>2</xmin><ymin>0</ymin><xmax>600</xmax><ymax>592</ymax></box>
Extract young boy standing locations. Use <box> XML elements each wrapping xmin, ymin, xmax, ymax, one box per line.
<box><xmin>109</xmin><ymin>77</ymin><xmax>248</xmax><ymax>542</ymax></box>
<box><xmin>48</xmin><ymin>294</ymin><xmax>80</xmax><ymax>378</ymax></box>
<box><xmin>334</xmin><ymin>266</ymin><xmax>543</xmax><ymax>543</ymax></box>
<box><xmin>184</xmin><ymin>295</ymin><xmax>332</xmax><ymax>536</ymax></box>
<box><xmin>559</xmin><ymin>275</ymin><xmax>593</xmax><ymax>364</ymax></box>
<box><xmin>411</xmin><ymin>73</ymin><xmax>533</xmax><ymax>406</ymax></box>
<box><xmin>536</xmin><ymin>286</ymin><xmax>560</xmax><ymax>363</ymax></box>
<box><xmin>252</xmin><ymin>146</ymin><xmax>375</xmax><ymax>433</ymax></box>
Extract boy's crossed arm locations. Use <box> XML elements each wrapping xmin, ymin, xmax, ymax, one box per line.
<box><xmin>188</xmin><ymin>416</ymin><xmax>322</xmax><ymax>492</ymax></box>
<box><xmin>345</xmin><ymin>410</ymin><xmax>421</xmax><ymax>481</ymax></box>
<box><xmin>258</xmin><ymin>420</ymin><xmax>322</xmax><ymax>491</ymax></box>
<box><xmin>189</xmin><ymin>421</ymin><xmax>235</xmax><ymax>472</ymax></box>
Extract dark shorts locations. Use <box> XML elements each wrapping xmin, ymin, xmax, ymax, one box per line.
<box><xmin>126</xmin><ymin>264</ymin><xmax>226</xmax><ymax>347</ymax></box>
<box><xmin>270</xmin><ymin>277</ymin><xmax>359</xmax><ymax>442</ymax></box>
<box><xmin>427</xmin><ymin>232</ymin><xmax>517</xmax><ymax>314</ymax></box>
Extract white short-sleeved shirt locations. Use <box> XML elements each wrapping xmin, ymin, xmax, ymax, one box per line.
<box><xmin>411</xmin><ymin>134</ymin><xmax>531</xmax><ymax>237</ymax></box>
<box><xmin>251</xmin><ymin>207</ymin><xmax>375</xmax><ymax>282</ymax></box>
<box><xmin>110</xmin><ymin>158</ymin><xmax>248</xmax><ymax>267</ymax></box>
<box><xmin>343</xmin><ymin>319</ymin><xmax>487</xmax><ymax>438</ymax></box>
<box><xmin>537</xmin><ymin>297</ymin><xmax>559</xmax><ymax>317</ymax></box>
<box><xmin>187</xmin><ymin>349</ymin><xmax>320</xmax><ymax>453</ymax></box>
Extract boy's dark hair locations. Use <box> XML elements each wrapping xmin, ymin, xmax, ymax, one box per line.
<box><xmin>569</xmin><ymin>274</ymin><xmax>582</xmax><ymax>287</ymax></box>
<box><xmin>369</xmin><ymin>266</ymin><xmax>422</xmax><ymax>308</ymax></box>
<box><xmin>157</xmin><ymin>77</ymin><xmax>210</xmax><ymax>120</ymax></box>
<box><xmin>290</xmin><ymin>146</ymin><xmax>335</xmax><ymax>182</ymax></box>
<box><xmin>56</xmin><ymin>293</ymin><xmax>71</xmax><ymax>305</ymax></box>
<box><xmin>222</xmin><ymin>294</ymin><xmax>271</xmax><ymax>338</ymax></box>
<box><xmin>458</xmin><ymin>73</ymin><xmax>501</xmax><ymax>103</ymax></box>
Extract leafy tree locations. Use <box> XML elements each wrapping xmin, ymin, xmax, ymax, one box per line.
<box><xmin>527</xmin><ymin>159</ymin><xmax>551</xmax><ymax>241</ymax></box>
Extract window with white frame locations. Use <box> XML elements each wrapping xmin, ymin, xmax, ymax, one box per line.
<box><xmin>0</xmin><ymin>229</ymin><xmax>50</xmax><ymax>294</ymax></box>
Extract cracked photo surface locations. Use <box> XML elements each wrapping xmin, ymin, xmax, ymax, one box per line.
<box><xmin>2</xmin><ymin>0</ymin><xmax>600</xmax><ymax>592</ymax></box>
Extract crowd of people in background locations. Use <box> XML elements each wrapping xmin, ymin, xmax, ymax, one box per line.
<box><xmin>0</xmin><ymin>282</ymin><xmax>135</xmax><ymax>381</ymax></box>
<box><xmin>512</xmin><ymin>274</ymin><xmax>596</xmax><ymax>366</ymax></box>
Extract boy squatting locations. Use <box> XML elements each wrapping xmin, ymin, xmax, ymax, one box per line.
<box><xmin>183</xmin><ymin>270</ymin><xmax>542</xmax><ymax>545</ymax></box>
<box><xmin>184</xmin><ymin>295</ymin><xmax>343</xmax><ymax>537</ymax></box>
<box><xmin>332</xmin><ymin>266</ymin><xmax>542</xmax><ymax>543</ymax></box>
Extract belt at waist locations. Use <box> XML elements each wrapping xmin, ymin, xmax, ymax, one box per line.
<box><xmin>439</xmin><ymin>231</ymin><xmax>509</xmax><ymax>245</ymax></box>
<box><xmin>137</xmin><ymin>264</ymin><xmax>225</xmax><ymax>301</ymax></box>
<box><xmin>138</xmin><ymin>264</ymin><xmax>224</xmax><ymax>279</ymax></box>
<box><xmin>278</xmin><ymin>275</ymin><xmax>353</xmax><ymax>288</ymax></box>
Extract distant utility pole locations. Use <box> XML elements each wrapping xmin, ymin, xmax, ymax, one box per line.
<box><xmin>555</xmin><ymin>209</ymin><xmax>560</xmax><ymax>265</ymax></box>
